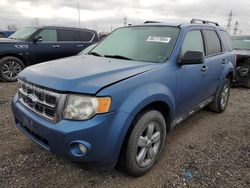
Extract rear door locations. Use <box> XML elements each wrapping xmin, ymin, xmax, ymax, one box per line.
<box><xmin>176</xmin><ymin>28</ymin><xmax>209</xmax><ymax>116</ymax></box>
<box><xmin>77</xmin><ymin>30</ymin><xmax>96</xmax><ymax>51</ymax></box>
<box><xmin>203</xmin><ymin>29</ymin><xmax>228</xmax><ymax>97</ymax></box>
<box><xmin>57</xmin><ymin>29</ymin><xmax>80</xmax><ymax>58</ymax></box>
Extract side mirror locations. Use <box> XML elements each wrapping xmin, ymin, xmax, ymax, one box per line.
<box><xmin>179</xmin><ymin>51</ymin><xmax>204</xmax><ymax>65</ymax></box>
<box><xmin>33</xmin><ymin>35</ymin><xmax>42</xmax><ymax>43</ymax></box>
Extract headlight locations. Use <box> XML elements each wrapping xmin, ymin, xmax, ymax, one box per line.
<box><xmin>63</xmin><ymin>95</ymin><xmax>111</xmax><ymax>120</ymax></box>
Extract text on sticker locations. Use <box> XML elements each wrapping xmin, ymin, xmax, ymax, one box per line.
<box><xmin>147</xmin><ymin>36</ymin><xmax>171</xmax><ymax>43</ymax></box>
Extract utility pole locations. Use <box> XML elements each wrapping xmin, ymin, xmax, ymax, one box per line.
<box><xmin>226</xmin><ymin>10</ymin><xmax>232</xmax><ymax>34</ymax></box>
<box><xmin>233</xmin><ymin>21</ymin><xmax>239</xmax><ymax>35</ymax></box>
<box><xmin>123</xmin><ymin>16</ymin><xmax>127</xmax><ymax>27</ymax></box>
<box><xmin>77</xmin><ymin>2</ymin><xmax>81</xmax><ymax>28</ymax></box>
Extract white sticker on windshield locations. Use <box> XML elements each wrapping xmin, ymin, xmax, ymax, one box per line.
<box><xmin>146</xmin><ymin>36</ymin><xmax>171</xmax><ymax>43</ymax></box>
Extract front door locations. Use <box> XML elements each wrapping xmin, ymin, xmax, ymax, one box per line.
<box><xmin>176</xmin><ymin>29</ymin><xmax>209</xmax><ymax>116</ymax></box>
<box><xmin>28</xmin><ymin>29</ymin><xmax>61</xmax><ymax>64</ymax></box>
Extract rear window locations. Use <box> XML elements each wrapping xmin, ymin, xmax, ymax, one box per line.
<box><xmin>220</xmin><ymin>30</ymin><xmax>233</xmax><ymax>52</ymax></box>
<box><xmin>58</xmin><ymin>30</ymin><xmax>78</xmax><ymax>41</ymax></box>
<box><xmin>78</xmin><ymin>31</ymin><xmax>94</xmax><ymax>42</ymax></box>
<box><xmin>204</xmin><ymin>30</ymin><xmax>222</xmax><ymax>56</ymax></box>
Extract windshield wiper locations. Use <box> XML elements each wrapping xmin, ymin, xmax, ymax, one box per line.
<box><xmin>88</xmin><ymin>51</ymin><xmax>103</xmax><ymax>57</ymax></box>
<box><xmin>104</xmin><ymin>55</ymin><xmax>133</xmax><ymax>60</ymax></box>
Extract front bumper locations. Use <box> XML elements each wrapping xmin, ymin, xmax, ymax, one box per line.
<box><xmin>12</xmin><ymin>94</ymin><xmax>134</xmax><ymax>167</ymax></box>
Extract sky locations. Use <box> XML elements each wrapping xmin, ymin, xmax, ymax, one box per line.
<box><xmin>0</xmin><ymin>0</ymin><xmax>249</xmax><ymax>34</ymax></box>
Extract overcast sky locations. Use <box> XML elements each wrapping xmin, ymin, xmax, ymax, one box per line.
<box><xmin>0</xmin><ymin>0</ymin><xmax>249</xmax><ymax>34</ymax></box>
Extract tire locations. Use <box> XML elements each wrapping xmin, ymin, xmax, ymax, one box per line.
<box><xmin>0</xmin><ymin>56</ymin><xmax>25</xmax><ymax>82</ymax></box>
<box><xmin>207</xmin><ymin>78</ymin><xmax>230</xmax><ymax>113</ymax></box>
<box><xmin>244</xmin><ymin>77</ymin><xmax>250</xmax><ymax>88</ymax></box>
<box><xmin>124</xmin><ymin>110</ymin><xmax>166</xmax><ymax>176</ymax></box>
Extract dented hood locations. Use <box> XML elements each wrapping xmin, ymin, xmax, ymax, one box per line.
<box><xmin>19</xmin><ymin>55</ymin><xmax>160</xmax><ymax>94</ymax></box>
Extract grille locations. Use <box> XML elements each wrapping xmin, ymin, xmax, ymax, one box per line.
<box><xmin>18</xmin><ymin>80</ymin><xmax>61</xmax><ymax>122</ymax></box>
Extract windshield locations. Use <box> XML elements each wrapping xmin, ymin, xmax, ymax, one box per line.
<box><xmin>9</xmin><ymin>27</ymin><xmax>37</xmax><ymax>40</ymax></box>
<box><xmin>232</xmin><ymin>36</ymin><xmax>250</xmax><ymax>50</ymax></box>
<box><xmin>89</xmin><ymin>26</ymin><xmax>180</xmax><ymax>63</ymax></box>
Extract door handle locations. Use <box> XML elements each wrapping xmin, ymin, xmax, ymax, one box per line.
<box><xmin>77</xmin><ymin>44</ymin><xmax>83</xmax><ymax>47</ymax></box>
<box><xmin>201</xmin><ymin>65</ymin><xmax>208</xmax><ymax>72</ymax></box>
<box><xmin>52</xmin><ymin>44</ymin><xmax>60</xmax><ymax>48</ymax></box>
<box><xmin>221</xmin><ymin>59</ymin><xmax>228</xmax><ymax>64</ymax></box>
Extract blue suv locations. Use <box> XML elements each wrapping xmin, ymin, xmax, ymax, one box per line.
<box><xmin>12</xmin><ymin>19</ymin><xmax>235</xmax><ymax>176</ymax></box>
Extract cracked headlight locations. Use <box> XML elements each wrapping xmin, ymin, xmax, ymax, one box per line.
<box><xmin>63</xmin><ymin>95</ymin><xmax>111</xmax><ymax>120</ymax></box>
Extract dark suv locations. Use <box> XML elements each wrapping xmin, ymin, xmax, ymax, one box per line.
<box><xmin>0</xmin><ymin>26</ymin><xmax>99</xmax><ymax>82</ymax></box>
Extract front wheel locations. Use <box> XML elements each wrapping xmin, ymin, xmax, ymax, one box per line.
<box><xmin>207</xmin><ymin>78</ymin><xmax>230</xmax><ymax>113</ymax></box>
<box><xmin>0</xmin><ymin>56</ymin><xmax>25</xmax><ymax>82</ymax></box>
<box><xmin>124</xmin><ymin>110</ymin><xmax>166</xmax><ymax>176</ymax></box>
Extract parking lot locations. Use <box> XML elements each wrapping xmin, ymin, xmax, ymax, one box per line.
<box><xmin>0</xmin><ymin>82</ymin><xmax>249</xmax><ymax>188</ymax></box>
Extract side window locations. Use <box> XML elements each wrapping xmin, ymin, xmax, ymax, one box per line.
<box><xmin>181</xmin><ymin>30</ymin><xmax>205</xmax><ymax>56</ymax></box>
<box><xmin>219</xmin><ymin>30</ymin><xmax>233</xmax><ymax>52</ymax></box>
<box><xmin>204</xmin><ymin>30</ymin><xmax>222</xmax><ymax>56</ymax></box>
<box><xmin>58</xmin><ymin>30</ymin><xmax>78</xmax><ymax>41</ymax></box>
<box><xmin>78</xmin><ymin>31</ymin><xmax>94</xmax><ymax>42</ymax></box>
<box><xmin>38</xmin><ymin>29</ymin><xmax>57</xmax><ymax>42</ymax></box>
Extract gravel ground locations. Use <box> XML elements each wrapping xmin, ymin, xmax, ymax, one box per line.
<box><xmin>0</xmin><ymin>82</ymin><xmax>249</xmax><ymax>188</ymax></box>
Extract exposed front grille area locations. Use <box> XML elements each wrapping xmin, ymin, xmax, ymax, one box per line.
<box><xmin>18</xmin><ymin>80</ymin><xmax>61</xmax><ymax>122</ymax></box>
<box><xmin>17</xmin><ymin>120</ymin><xmax>49</xmax><ymax>149</ymax></box>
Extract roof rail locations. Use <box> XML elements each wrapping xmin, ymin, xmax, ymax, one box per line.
<box><xmin>190</xmin><ymin>18</ymin><xmax>219</xmax><ymax>26</ymax></box>
<box><xmin>144</xmin><ymin>21</ymin><xmax>162</xmax><ymax>24</ymax></box>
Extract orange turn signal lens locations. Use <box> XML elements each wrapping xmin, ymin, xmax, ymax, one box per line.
<box><xmin>96</xmin><ymin>97</ymin><xmax>111</xmax><ymax>113</ymax></box>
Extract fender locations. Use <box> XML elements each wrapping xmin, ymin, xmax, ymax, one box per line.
<box><xmin>0</xmin><ymin>50</ymin><xmax>29</xmax><ymax>65</ymax></box>
<box><xmin>220</xmin><ymin>62</ymin><xmax>234</xmax><ymax>82</ymax></box>
<box><xmin>118</xmin><ymin>82</ymin><xmax>175</xmax><ymax>124</ymax></box>
<box><xmin>102</xmin><ymin>83</ymin><xmax>176</xmax><ymax>164</ymax></box>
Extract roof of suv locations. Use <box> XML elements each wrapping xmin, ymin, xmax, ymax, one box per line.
<box><xmin>28</xmin><ymin>26</ymin><xmax>97</xmax><ymax>33</ymax></box>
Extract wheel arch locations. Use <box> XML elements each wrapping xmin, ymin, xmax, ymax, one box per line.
<box><xmin>0</xmin><ymin>53</ymin><xmax>27</xmax><ymax>67</ymax></box>
<box><xmin>117</xmin><ymin>99</ymin><xmax>173</xmax><ymax>167</ymax></box>
<box><xmin>226</xmin><ymin>71</ymin><xmax>234</xmax><ymax>85</ymax></box>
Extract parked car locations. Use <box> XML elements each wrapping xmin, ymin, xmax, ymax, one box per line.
<box><xmin>231</xmin><ymin>35</ymin><xmax>250</xmax><ymax>88</ymax></box>
<box><xmin>99</xmin><ymin>32</ymin><xmax>109</xmax><ymax>40</ymax></box>
<box><xmin>12</xmin><ymin>19</ymin><xmax>235</xmax><ymax>176</ymax></box>
<box><xmin>78</xmin><ymin>43</ymin><xmax>97</xmax><ymax>55</ymax></box>
<box><xmin>0</xmin><ymin>31</ymin><xmax>16</xmax><ymax>38</ymax></box>
<box><xmin>0</xmin><ymin>26</ymin><xmax>99</xmax><ymax>82</ymax></box>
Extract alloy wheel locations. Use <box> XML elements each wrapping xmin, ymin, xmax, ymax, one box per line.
<box><xmin>220</xmin><ymin>84</ymin><xmax>229</xmax><ymax>109</ymax></box>
<box><xmin>136</xmin><ymin>122</ymin><xmax>161</xmax><ymax>167</ymax></box>
<box><xmin>2</xmin><ymin>61</ymin><xmax>22</xmax><ymax>80</ymax></box>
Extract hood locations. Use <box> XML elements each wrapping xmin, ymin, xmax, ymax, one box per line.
<box><xmin>19</xmin><ymin>55</ymin><xmax>161</xmax><ymax>94</ymax></box>
<box><xmin>0</xmin><ymin>38</ymin><xmax>23</xmax><ymax>43</ymax></box>
<box><xmin>234</xmin><ymin>50</ymin><xmax>250</xmax><ymax>56</ymax></box>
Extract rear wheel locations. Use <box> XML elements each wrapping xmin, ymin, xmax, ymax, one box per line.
<box><xmin>0</xmin><ymin>56</ymin><xmax>25</xmax><ymax>82</ymax></box>
<box><xmin>124</xmin><ymin>110</ymin><xmax>166</xmax><ymax>176</ymax></box>
<box><xmin>207</xmin><ymin>78</ymin><xmax>230</xmax><ymax>113</ymax></box>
